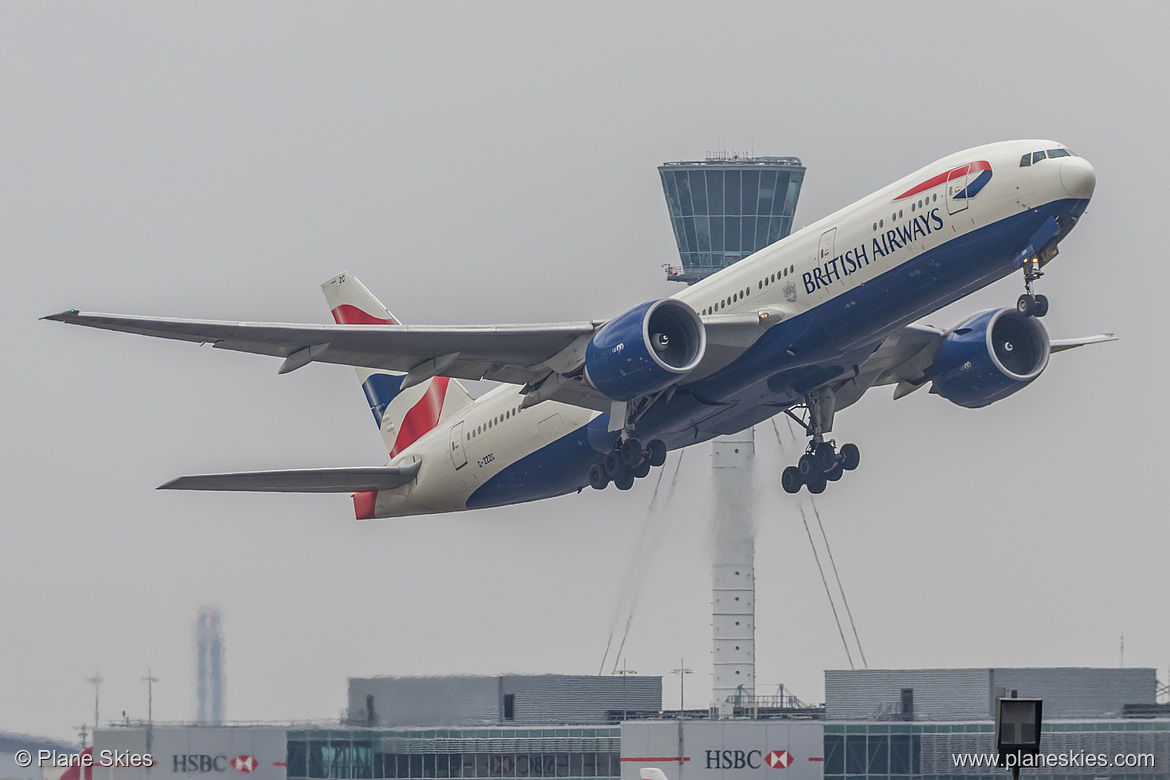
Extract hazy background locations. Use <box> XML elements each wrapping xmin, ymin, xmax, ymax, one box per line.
<box><xmin>2</xmin><ymin>2</ymin><xmax>1165</xmax><ymax>741</ymax></box>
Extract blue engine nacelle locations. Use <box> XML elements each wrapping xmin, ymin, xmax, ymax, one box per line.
<box><xmin>584</xmin><ymin>299</ymin><xmax>706</xmax><ymax>401</ymax></box>
<box><xmin>931</xmin><ymin>308</ymin><xmax>1051</xmax><ymax>408</ymax></box>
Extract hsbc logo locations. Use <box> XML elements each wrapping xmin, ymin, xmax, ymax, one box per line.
<box><xmin>231</xmin><ymin>756</ymin><xmax>259</xmax><ymax>774</ymax></box>
<box><xmin>704</xmin><ymin>749</ymin><xmax>795</xmax><ymax>770</ymax></box>
<box><xmin>172</xmin><ymin>755</ymin><xmax>260</xmax><ymax>774</ymax></box>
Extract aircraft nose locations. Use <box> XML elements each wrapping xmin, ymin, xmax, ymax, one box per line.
<box><xmin>1060</xmin><ymin>156</ymin><xmax>1096</xmax><ymax>200</ymax></box>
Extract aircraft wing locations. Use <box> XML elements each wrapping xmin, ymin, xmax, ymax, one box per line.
<box><xmin>43</xmin><ymin>310</ymin><xmax>601</xmax><ymax>387</ymax></box>
<box><xmin>43</xmin><ymin>308</ymin><xmax>791</xmax><ymax>414</ymax></box>
<box><xmin>838</xmin><ymin>325</ymin><xmax>1117</xmax><ymax>405</ymax></box>
<box><xmin>159</xmin><ymin>462</ymin><xmax>421</xmax><ymax>492</ymax></box>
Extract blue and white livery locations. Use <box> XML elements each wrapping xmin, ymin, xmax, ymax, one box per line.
<box><xmin>45</xmin><ymin>140</ymin><xmax>1112</xmax><ymax>516</ymax></box>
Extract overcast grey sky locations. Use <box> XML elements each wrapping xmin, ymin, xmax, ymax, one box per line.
<box><xmin>2</xmin><ymin>2</ymin><xmax>1166</xmax><ymax>741</ymax></box>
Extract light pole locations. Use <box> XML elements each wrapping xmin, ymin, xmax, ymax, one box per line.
<box><xmin>613</xmin><ymin>661</ymin><xmax>637</xmax><ymax>720</ymax></box>
<box><xmin>142</xmin><ymin>669</ymin><xmax>158</xmax><ymax>751</ymax></box>
<box><xmin>670</xmin><ymin>659</ymin><xmax>693</xmax><ymax>716</ymax></box>
<box><xmin>86</xmin><ymin>670</ymin><xmax>103</xmax><ymax>730</ymax></box>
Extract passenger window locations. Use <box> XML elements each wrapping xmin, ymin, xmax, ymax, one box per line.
<box><xmin>1032</xmin><ymin>151</ymin><xmax>1046</xmax><ymax>164</ymax></box>
<box><xmin>1020</xmin><ymin>154</ymin><xmax>1031</xmax><ymax>167</ymax></box>
<box><xmin>1047</xmin><ymin>148</ymin><xmax>1070</xmax><ymax>158</ymax></box>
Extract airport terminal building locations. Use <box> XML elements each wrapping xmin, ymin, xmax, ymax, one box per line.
<box><xmin>90</xmin><ymin>669</ymin><xmax>1168</xmax><ymax>780</ymax></box>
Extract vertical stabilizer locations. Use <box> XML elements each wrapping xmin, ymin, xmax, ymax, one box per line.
<box><xmin>321</xmin><ymin>272</ymin><xmax>474</xmax><ymax>457</ymax></box>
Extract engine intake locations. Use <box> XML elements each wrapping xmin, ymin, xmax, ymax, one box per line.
<box><xmin>931</xmin><ymin>308</ymin><xmax>1050</xmax><ymax>408</ymax></box>
<box><xmin>584</xmin><ymin>299</ymin><xmax>705</xmax><ymax>401</ymax></box>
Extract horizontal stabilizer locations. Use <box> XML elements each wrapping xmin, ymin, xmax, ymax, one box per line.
<box><xmin>158</xmin><ymin>462</ymin><xmax>421</xmax><ymax>493</ymax></box>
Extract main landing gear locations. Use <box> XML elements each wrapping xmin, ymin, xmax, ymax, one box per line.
<box><xmin>1016</xmin><ymin>254</ymin><xmax>1049</xmax><ymax>318</ymax></box>
<box><xmin>589</xmin><ymin>437</ymin><xmax>667</xmax><ymax>491</ymax></box>
<box><xmin>780</xmin><ymin>388</ymin><xmax>860</xmax><ymax>495</ymax></box>
<box><xmin>781</xmin><ymin>440</ymin><xmax>859</xmax><ymax>494</ymax></box>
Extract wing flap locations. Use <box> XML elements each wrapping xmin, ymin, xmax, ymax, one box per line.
<box><xmin>158</xmin><ymin>462</ymin><xmax>422</xmax><ymax>493</ymax></box>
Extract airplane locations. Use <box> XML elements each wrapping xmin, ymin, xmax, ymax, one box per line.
<box><xmin>45</xmin><ymin>139</ymin><xmax>1113</xmax><ymax>517</ymax></box>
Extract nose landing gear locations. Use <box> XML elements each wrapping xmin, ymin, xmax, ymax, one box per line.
<box><xmin>1016</xmin><ymin>254</ymin><xmax>1050</xmax><ymax>318</ymax></box>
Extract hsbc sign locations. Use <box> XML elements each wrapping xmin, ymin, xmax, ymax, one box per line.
<box><xmin>620</xmin><ymin>720</ymin><xmax>823</xmax><ymax>780</ymax></box>
<box><xmin>172</xmin><ymin>754</ymin><xmax>259</xmax><ymax>774</ymax></box>
<box><xmin>705</xmin><ymin>751</ymin><xmax>763</xmax><ymax>770</ymax></box>
<box><xmin>704</xmin><ymin>750</ymin><xmax>794</xmax><ymax>770</ymax></box>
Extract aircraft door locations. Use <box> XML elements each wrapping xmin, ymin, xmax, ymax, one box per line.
<box><xmin>818</xmin><ymin>227</ymin><xmax>837</xmax><ymax>262</ymax></box>
<box><xmin>946</xmin><ymin>164</ymin><xmax>971</xmax><ymax>215</ymax></box>
<box><xmin>450</xmin><ymin>420</ymin><xmax>468</xmax><ymax>469</ymax></box>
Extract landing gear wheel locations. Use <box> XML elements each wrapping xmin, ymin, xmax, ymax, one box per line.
<box><xmin>589</xmin><ymin>463</ymin><xmax>609</xmax><ymax>490</ymax></box>
<box><xmin>807</xmin><ymin>474</ymin><xmax>828</xmax><ymax>494</ymax></box>
<box><xmin>604</xmin><ymin>451</ymin><xmax>625</xmax><ymax>479</ymax></box>
<box><xmin>797</xmin><ymin>453</ymin><xmax>819</xmax><ymax>482</ymax></box>
<box><xmin>620</xmin><ymin>438</ymin><xmax>644</xmax><ymax>468</ymax></box>
<box><xmin>781</xmin><ymin>466</ymin><xmax>803</xmax><ymax>494</ymax></box>
<box><xmin>840</xmin><ymin>443</ymin><xmax>860</xmax><ymax>471</ymax></box>
<box><xmin>633</xmin><ymin>460</ymin><xmax>651</xmax><ymax>479</ymax></box>
<box><xmin>1034</xmin><ymin>294</ymin><xmax>1049</xmax><ymax>317</ymax></box>
<box><xmin>645</xmin><ymin>439</ymin><xmax>667</xmax><ymax>468</ymax></box>
<box><xmin>825</xmin><ymin>463</ymin><xmax>844</xmax><ymax>482</ymax></box>
<box><xmin>1017</xmin><ymin>293</ymin><xmax>1036</xmax><ymax>317</ymax></box>
<box><xmin>814</xmin><ymin>441</ymin><xmax>837</xmax><ymax>471</ymax></box>
<box><xmin>614</xmin><ymin>472</ymin><xmax>635</xmax><ymax>491</ymax></box>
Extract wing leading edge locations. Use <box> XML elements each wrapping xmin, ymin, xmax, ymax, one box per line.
<box><xmin>42</xmin><ymin>309</ymin><xmax>599</xmax><ymax>387</ymax></box>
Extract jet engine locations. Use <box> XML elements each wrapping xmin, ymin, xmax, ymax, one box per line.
<box><xmin>931</xmin><ymin>308</ymin><xmax>1050</xmax><ymax>408</ymax></box>
<box><xmin>583</xmin><ymin>299</ymin><xmax>706</xmax><ymax>401</ymax></box>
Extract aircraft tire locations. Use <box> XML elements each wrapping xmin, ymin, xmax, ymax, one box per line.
<box><xmin>604</xmin><ymin>451</ymin><xmax>626</xmax><ymax>479</ymax></box>
<box><xmin>614</xmin><ymin>472</ymin><xmax>636</xmax><ymax>491</ymax></box>
<box><xmin>825</xmin><ymin>463</ymin><xmax>844</xmax><ymax>481</ymax></box>
<box><xmin>840</xmin><ymin>443</ymin><xmax>860</xmax><ymax>471</ymax></box>
<box><xmin>589</xmin><ymin>463</ymin><xmax>609</xmax><ymax>490</ymax></box>
<box><xmin>798</xmin><ymin>453</ymin><xmax>819</xmax><ymax>482</ymax></box>
<box><xmin>633</xmin><ymin>460</ymin><xmax>651</xmax><ymax>479</ymax></box>
<box><xmin>1017</xmin><ymin>294</ymin><xmax>1036</xmax><ymax>317</ymax></box>
<box><xmin>620</xmin><ymin>438</ymin><xmax>644</xmax><ymax>468</ymax></box>
<box><xmin>807</xmin><ymin>474</ymin><xmax>828</xmax><ymax>494</ymax></box>
<box><xmin>781</xmin><ymin>466</ymin><xmax>803</xmax><ymax>494</ymax></box>
<box><xmin>645</xmin><ymin>439</ymin><xmax>667</xmax><ymax>467</ymax></box>
<box><xmin>1034</xmin><ymin>294</ymin><xmax>1049</xmax><ymax>317</ymax></box>
<box><xmin>814</xmin><ymin>441</ymin><xmax>837</xmax><ymax>471</ymax></box>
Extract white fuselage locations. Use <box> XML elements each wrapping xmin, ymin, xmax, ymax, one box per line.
<box><xmin>371</xmin><ymin>140</ymin><xmax>1092</xmax><ymax>517</ymax></box>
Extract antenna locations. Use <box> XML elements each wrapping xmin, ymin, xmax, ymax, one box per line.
<box><xmin>670</xmin><ymin>659</ymin><xmax>694</xmax><ymax>714</ymax></box>
<box><xmin>85</xmin><ymin>669</ymin><xmax>103</xmax><ymax>729</ymax></box>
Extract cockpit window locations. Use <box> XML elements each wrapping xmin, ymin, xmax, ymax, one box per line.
<box><xmin>1047</xmin><ymin>148</ymin><xmax>1071</xmax><ymax>158</ymax></box>
<box><xmin>1032</xmin><ymin>151</ymin><xmax>1047</xmax><ymax>164</ymax></box>
<box><xmin>1020</xmin><ymin>154</ymin><xmax>1031</xmax><ymax>167</ymax></box>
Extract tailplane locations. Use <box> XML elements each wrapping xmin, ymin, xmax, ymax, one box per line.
<box><xmin>321</xmin><ymin>272</ymin><xmax>474</xmax><ymax>457</ymax></box>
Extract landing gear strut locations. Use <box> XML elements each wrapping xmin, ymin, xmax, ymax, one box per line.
<box><xmin>590</xmin><ymin>436</ymin><xmax>668</xmax><ymax>491</ymax></box>
<box><xmin>1016</xmin><ymin>254</ymin><xmax>1049</xmax><ymax>318</ymax></box>
<box><xmin>780</xmin><ymin>389</ymin><xmax>860</xmax><ymax>495</ymax></box>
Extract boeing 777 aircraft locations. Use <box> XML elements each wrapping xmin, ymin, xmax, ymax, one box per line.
<box><xmin>46</xmin><ymin>140</ymin><xmax>1112</xmax><ymax>517</ymax></box>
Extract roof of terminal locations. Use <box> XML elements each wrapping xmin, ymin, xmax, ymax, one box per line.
<box><xmin>660</xmin><ymin>155</ymin><xmax>803</xmax><ymax>168</ymax></box>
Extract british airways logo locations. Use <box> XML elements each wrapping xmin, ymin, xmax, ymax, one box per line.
<box><xmin>803</xmin><ymin>208</ymin><xmax>944</xmax><ymax>294</ymax></box>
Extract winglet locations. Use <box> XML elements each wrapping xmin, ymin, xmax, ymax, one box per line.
<box><xmin>41</xmin><ymin>309</ymin><xmax>81</xmax><ymax>322</ymax></box>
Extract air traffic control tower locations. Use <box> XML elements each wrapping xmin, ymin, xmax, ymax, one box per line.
<box><xmin>657</xmin><ymin>153</ymin><xmax>805</xmax><ymax>713</ymax></box>
<box><xmin>659</xmin><ymin>154</ymin><xmax>805</xmax><ymax>284</ymax></box>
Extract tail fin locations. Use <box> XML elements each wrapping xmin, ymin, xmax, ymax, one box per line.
<box><xmin>321</xmin><ymin>272</ymin><xmax>474</xmax><ymax>458</ymax></box>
